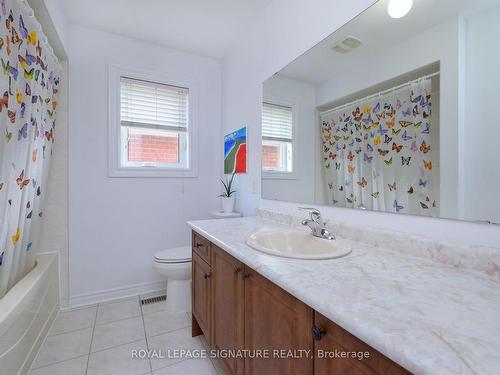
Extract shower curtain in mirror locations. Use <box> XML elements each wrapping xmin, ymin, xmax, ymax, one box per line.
<box><xmin>320</xmin><ymin>79</ymin><xmax>438</xmax><ymax>216</ymax></box>
<box><xmin>0</xmin><ymin>0</ymin><xmax>60</xmax><ymax>297</ymax></box>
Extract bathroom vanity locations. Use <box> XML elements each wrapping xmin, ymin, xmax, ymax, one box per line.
<box><xmin>189</xmin><ymin>215</ymin><xmax>500</xmax><ymax>375</ymax></box>
<box><xmin>191</xmin><ymin>230</ymin><xmax>409</xmax><ymax>375</ymax></box>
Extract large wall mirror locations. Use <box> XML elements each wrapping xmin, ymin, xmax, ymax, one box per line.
<box><xmin>261</xmin><ymin>0</ymin><xmax>500</xmax><ymax>224</ymax></box>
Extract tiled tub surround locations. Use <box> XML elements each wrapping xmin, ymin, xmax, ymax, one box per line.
<box><xmin>29</xmin><ymin>296</ymin><xmax>219</xmax><ymax>375</ymax></box>
<box><xmin>187</xmin><ymin>215</ymin><xmax>500</xmax><ymax>375</ymax></box>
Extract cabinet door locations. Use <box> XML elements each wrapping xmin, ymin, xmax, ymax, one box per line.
<box><xmin>244</xmin><ymin>267</ymin><xmax>313</xmax><ymax>375</ymax></box>
<box><xmin>212</xmin><ymin>246</ymin><xmax>245</xmax><ymax>375</ymax></box>
<box><xmin>192</xmin><ymin>252</ymin><xmax>211</xmax><ymax>340</ymax></box>
<box><xmin>313</xmin><ymin>312</ymin><xmax>410</xmax><ymax>375</ymax></box>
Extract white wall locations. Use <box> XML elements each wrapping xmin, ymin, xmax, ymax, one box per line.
<box><xmin>262</xmin><ymin>75</ymin><xmax>316</xmax><ymax>203</ymax></box>
<box><xmin>38</xmin><ymin>61</ymin><xmax>69</xmax><ymax>307</ymax></box>
<box><xmin>222</xmin><ymin>0</ymin><xmax>500</xmax><ymax>248</ymax></box>
<box><xmin>464</xmin><ymin>5</ymin><xmax>500</xmax><ymax>224</ymax></box>
<box><xmin>68</xmin><ymin>25</ymin><xmax>222</xmax><ymax>304</ymax></box>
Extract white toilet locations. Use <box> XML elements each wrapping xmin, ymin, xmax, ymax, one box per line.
<box><xmin>153</xmin><ymin>246</ymin><xmax>192</xmax><ymax>313</ymax></box>
<box><xmin>153</xmin><ymin>211</ymin><xmax>241</xmax><ymax>313</ymax></box>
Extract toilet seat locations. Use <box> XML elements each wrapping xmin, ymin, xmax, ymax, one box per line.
<box><xmin>154</xmin><ymin>246</ymin><xmax>191</xmax><ymax>264</ymax></box>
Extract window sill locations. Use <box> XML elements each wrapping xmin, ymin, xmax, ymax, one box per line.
<box><xmin>262</xmin><ymin>171</ymin><xmax>298</xmax><ymax>180</ymax></box>
<box><xmin>109</xmin><ymin>167</ymin><xmax>198</xmax><ymax>178</ymax></box>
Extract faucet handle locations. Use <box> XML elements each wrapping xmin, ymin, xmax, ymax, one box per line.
<box><xmin>298</xmin><ymin>207</ymin><xmax>321</xmax><ymax>223</ymax></box>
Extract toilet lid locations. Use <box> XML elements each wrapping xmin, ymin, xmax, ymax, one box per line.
<box><xmin>154</xmin><ymin>246</ymin><xmax>192</xmax><ymax>263</ymax></box>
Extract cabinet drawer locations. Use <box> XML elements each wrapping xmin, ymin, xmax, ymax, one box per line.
<box><xmin>192</xmin><ymin>231</ymin><xmax>211</xmax><ymax>264</ymax></box>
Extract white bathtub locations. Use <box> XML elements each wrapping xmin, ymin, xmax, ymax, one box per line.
<box><xmin>0</xmin><ymin>253</ymin><xmax>59</xmax><ymax>375</ymax></box>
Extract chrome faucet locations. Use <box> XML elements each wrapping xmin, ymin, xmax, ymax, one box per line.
<box><xmin>299</xmin><ymin>207</ymin><xmax>335</xmax><ymax>240</ymax></box>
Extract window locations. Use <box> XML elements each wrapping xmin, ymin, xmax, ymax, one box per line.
<box><xmin>120</xmin><ymin>77</ymin><xmax>189</xmax><ymax>169</ymax></box>
<box><xmin>262</xmin><ymin>102</ymin><xmax>293</xmax><ymax>173</ymax></box>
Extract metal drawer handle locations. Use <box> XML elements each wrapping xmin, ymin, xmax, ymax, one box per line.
<box><xmin>204</xmin><ymin>272</ymin><xmax>211</xmax><ymax>279</ymax></box>
<box><xmin>242</xmin><ymin>272</ymin><xmax>250</xmax><ymax>280</ymax></box>
<box><xmin>195</xmin><ymin>243</ymin><xmax>203</xmax><ymax>248</ymax></box>
<box><xmin>234</xmin><ymin>267</ymin><xmax>241</xmax><ymax>273</ymax></box>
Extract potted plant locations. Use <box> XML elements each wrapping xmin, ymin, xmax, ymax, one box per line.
<box><xmin>220</xmin><ymin>172</ymin><xmax>236</xmax><ymax>213</ymax></box>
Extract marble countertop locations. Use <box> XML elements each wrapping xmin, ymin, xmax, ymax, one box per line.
<box><xmin>187</xmin><ymin>217</ymin><xmax>500</xmax><ymax>375</ymax></box>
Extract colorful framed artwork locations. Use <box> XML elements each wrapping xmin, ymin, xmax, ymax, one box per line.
<box><xmin>224</xmin><ymin>127</ymin><xmax>247</xmax><ymax>174</ymax></box>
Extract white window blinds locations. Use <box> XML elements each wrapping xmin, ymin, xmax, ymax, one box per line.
<box><xmin>120</xmin><ymin>77</ymin><xmax>189</xmax><ymax>131</ymax></box>
<box><xmin>262</xmin><ymin>102</ymin><xmax>293</xmax><ymax>141</ymax></box>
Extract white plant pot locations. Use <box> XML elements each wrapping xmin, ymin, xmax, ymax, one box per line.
<box><xmin>221</xmin><ymin>196</ymin><xmax>235</xmax><ymax>213</ymax></box>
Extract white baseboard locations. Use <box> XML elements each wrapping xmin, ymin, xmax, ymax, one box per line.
<box><xmin>68</xmin><ymin>280</ymin><xmax>166</xmax><ymax>310</ymax></box>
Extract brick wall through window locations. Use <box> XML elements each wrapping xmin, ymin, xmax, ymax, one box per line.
<box><xmin>262</xmin><ymin>144</ymin><xmax>280</xmax><ymax>168</ymax></box>
<box><xmin>128</xmin><ymin>130</ymin><xmax>179</xmax><ymax>164</ymax></box>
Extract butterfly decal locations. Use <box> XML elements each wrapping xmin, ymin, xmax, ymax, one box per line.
<box><xmin>347</xmin><ymin>150</ymin><xmax>354</xmax><ymax>161</ymax></box>
<box><xmin>399</xmin><ymin>120</ymin><xmax>413</xmax><ymax>128</ymax></box>
<box><xmin>412</xmin><ymin>105</ymin><xmax>419</xmax><ymax>117</ymax></box>
<box><xmin>402</xmin><ymin>107</ymin><xmax>411</xmax><ymax>117</ymax></box>
<box><xmin>371</xmin><ymin>192</ymin><xmax>380</xmax><ymax>199</ymax></box>
<box><xmin>401</xmin><ymin>130</ymin><xmax>413</xmax><ymax>142</ymax></box>
<box><xmin>8</xmin><ymin>109</ymin><xmax>15</xmax><ymax>123</ymax></box>
<box><xmin>4</xmin><ymin>129</ymin><xmax>11</xmax><ymax>142</ymax></box>
<box><xmin>401</xmin><ymin>156</ymin><xmax>411</xmax><ymax>166</ymax></box>
<box><xmin>357</xmin><ymin>177</ymin><xmax>368</xmax><ymax>188</ymax></box>
<box><xmin>335</xmin><ymin>162</ymin><xmax>341</xmax><ymax>170</ymax></box>
<box><xmin>16</xmin><ymin>169</ymin><xmax>30</xmax><ymax>189</ymax></box>
<box><xmin>392</xmin><ymin>142</ymin><xmax>403</xmax><ymax>153</ymax></box>
<box><xmin>423</xmin><ymin>160</ymin><xmax>432</xmax><ymax>170</ymax></box>
<box><xmin>393</xmin><ymin>200</ymin><xmax>404</xmax><ymax>213</ymax></box>
<box><xmin>367</xmin><ymin>143</ymin><xmax>373</xmax><ymax>153</ymax></box>
<box><xmin>19</xmin><ymin>15</ymin><xmax>28</xmax><ymax>39</ymax></box>
<box><xmin>373</xmin><ymin>103</ymin><xmax>381</xmax><ymax>113</ymax></box>
<box><xmin>384</xmin><ymin>157</ymin><xmax>393</xmax><ymax>166</ymax></box>
<box><xmin>420</xmin><ymin>202</ymin><xmax>429</xmax><ymax>209</ymax></box>
<box><xmin>363</xmin><ymin>153</ymin><xmax>373</xmax><ymax>164</ymax></box>
<box><xmin>32</xmin><ymin>149</ymin><xmax>37</xmax><ymax>162</ymax></box>
<box><xmin>391</xmin><ymin>128</ymin><xmax>401</xmax><ymax>136</ymax></box>
<box><xmin>26</xmin><ymin>211</ymin><xmax>32</xmax><ymax>219</ymax></box>
<box><xmin>24</xmin><ymin>68</ymin><xmax>34</xmax><ymax>79</ymax></box>
<box><xmin>418</xmin><ymin>179</ymin><xmax>428</xmax><ymax>187</ymax></box>
<box><xmin>386</xmin><ymin>117</ymin><xmax>395</xmax><ymax>129</ymax></box>
<box><xmin>419</xmin><ymin>141</ymin><xmax>431</xmax><ymax>154</ymax></box>
<box><xmin>377</xmin><ymin>124</ymin><xmax>388</xmax><ymax>135</ymax></box>
<box><xmin>384</xmin><ymin>135</ymin><xmax>392</xmax><ymax>144</ymax></box>
<box><xmin>347</xmin><ymin>164</ymin><xmax>355</xmax><ymax>174</ymax></box>
<box><xmin>387</xmin><ymin>182</ymin><xmax>396</xmax><ymax>191</ymax></box>
<box><xmin>374</xmin><ymin>136</ymin><xmax>382</xmax><ymax>146</ymax></box>
<box><xmin>18</xmin><ymin>122</ymin><xmax>27</xmax><ymax>140</ymax></box>
<box><xmin>378</xmin><ymin>148</ymin><xmax>389</xmax><ymax>156</ymax></box>
<box><xmin>0</xmin><ymin>90</ymin><xmax>8</xmax><ymax>111</ymax></box>
<box><xmin>11</xmin><ymin>227</ymin><xmax>20</xmax><ymax>245</ymax></box>
<box><xmin>410</xmin><ymin>141</ymin><xmax>417</xmax><ymax>152</ymax></box>
<box><xmin>407</xmin><ymin>186</ymin><xmax>414</xmax><ymax>194</ymax></box>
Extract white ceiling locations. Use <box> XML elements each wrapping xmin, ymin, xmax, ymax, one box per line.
<box><xmin>59</xmin><ymin>0</ymin><xmax>272</xmax><ymax>59</ymax></box>
<box><xmin>278</xmin><ymin>0</ymin><xmax>500</xmax><ymax>84</ymax></box>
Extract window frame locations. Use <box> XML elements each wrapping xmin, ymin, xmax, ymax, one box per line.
<box><xmin>261</xmin><ymin>97</ymin><xmax>298</xmax><ymax>180</ymax></box>
<box><xmin>108</xmin><ymin>65</ymin><xmax>198</xmax><ymax>178</ymax></box>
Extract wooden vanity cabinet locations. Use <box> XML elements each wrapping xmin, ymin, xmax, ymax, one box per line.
<box><xmin>244</xmin><ymin>267</ymin><xmax>313</xmax><ymax>375</ymax></box>
<box><xmin>191</xmin><ymin>231</ymin><xmax>411</xmax><ymax>375</ymax></box>
<box><xmin>211</xmin><ymin>245</ymin><xmax>245</xmax><ymax>375</ymax></box>
<box><xmin>313</xmin><ymin>313</ymin><xmax>410</xmax><ymax>375</ymax></box>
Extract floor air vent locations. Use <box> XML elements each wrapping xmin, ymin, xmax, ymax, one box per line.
<box><xmin>141</xmin><ymin>295</ymin><xmax>166</xmax><ymax>305</ymax></box>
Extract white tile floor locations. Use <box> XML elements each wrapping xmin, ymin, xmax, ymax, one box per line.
<box><xmin>29</xmin><ymin>295</ymin><xmax>222</xmax><ymax>375</ymax></box>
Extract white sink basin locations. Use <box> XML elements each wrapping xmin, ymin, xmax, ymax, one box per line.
<box><xmin>245</xmin><ymin>229</ymin><xmax>352</xmax><ymax>260</ymax></box>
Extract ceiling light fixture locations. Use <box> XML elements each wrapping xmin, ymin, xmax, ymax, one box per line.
<box><xmin>387</xmin><ymin>0</ymin><xmax>413</xmax><ymax>19</ymax></box>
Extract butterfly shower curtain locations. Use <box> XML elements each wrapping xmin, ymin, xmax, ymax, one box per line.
<box><xmin>320</xmin><ymin>78</ymin><xmax>438</xmax><ymax>216</ymax></box>
<box><xmin>0</xmin><ymin>0</ymin><xmax>60</xmax><ymax>298</ymax></box>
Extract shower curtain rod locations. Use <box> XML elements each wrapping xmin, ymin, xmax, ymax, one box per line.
<box><xmin>319</xmin><ymin>71</ymin><xmax>440</xmax><ymax>116</ymax></box>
